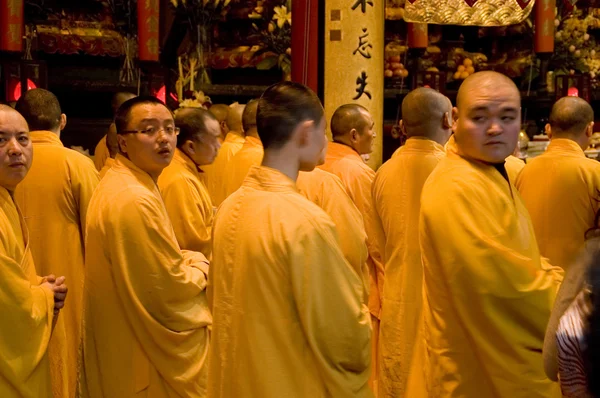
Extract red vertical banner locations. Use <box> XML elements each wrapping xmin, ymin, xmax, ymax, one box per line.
<box><xmin>407</xmin><ymin>23</ymin><xmax>428</xmax><ymax>49</ymax></box>
<box><xmin>0</xmin><ymin>0</ymin><xmax>24</xmax><ymax>52</ymax></box>
<box><xmin>138</xmin><ymin>0</ymin><xmax>160</xmax><ymax>61</ymax></box>
<box><xmin>291</xmin><ymin>0</ymin><xmax>319</xmax><ymax>92</ymax></box>
<box><xmin>535</xmin><ymin>0</ymin><xmax>555</xmax><ymax>53</ymax></box>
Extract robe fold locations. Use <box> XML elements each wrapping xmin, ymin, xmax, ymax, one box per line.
<box><xmin>208</xmin><ymin>166</ymin><xmax>372</xmax><ymax>398</ymax></box>
<box><xmin>14</xmin><ymin>130</ymin><xmax>99</xmax><ymax>398</ymax></box>
<box><xmin>516</xmin><ymin>138</ymin><xmax>600</xmax><ymax>272</ymax></box>
<box><xmin>0</xmin><ymin>186</ymin><xmax>55</xmax><ymax>398</ymax></box>
<box><xmin>98</xmin><ymin>157</ymin><xmax>115</xmax><ymax>180</ymax></box>
<box><xmin>201</xmin><ymin>132</ymin><xmax>245</xmax><ymax>206</ymax></box>
<box><xmin>158</xmin><ymin>148</ymin><xmax>214</xmax><ymax>258</ymax></box>
<box><xmin>297</xmin><ymin>168</ymin><xmax>369</xmax><ymax>298</ymax></box>
<box><xmin>81</xmin><ymin>154</ymin><xmax>212</xmax><ymax>397</ymax></box>
<box><xmin>373</xmin><ymin>137</ymin><xmax>445</xmax><ymax>398</ymax></box>
<box><xmin>406</xmin><ymin>143</ymin><xmax>563</xmax><ymax>398</ymax></box>
<box><xmin>93</xmin><ymin>136</ymin><xmax>109</xmax><ymax>171</ymax></box>
<box><xmin>223</xmin><ymin>136</ymin><xmax>263</xmax><ymax>199</ymax></box>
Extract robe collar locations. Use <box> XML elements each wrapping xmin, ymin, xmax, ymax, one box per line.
<box><xmin>243</xmin><ymin>165</ymin><xmax>298</xmax><ymax>193</ymax></box>
<box><xmin>328</xmin><ymin>141</ymin><xmax>362</xmax><ymax>162</ymax></box>
<box><xmin>113</xmin><ymin>154</ymin><xmax>162</xmax><ymax>196</ymax></box>
<box><xmin>29</xmin><ymin>130</ymin><xmax>63</xmax><ymax>146</ymax></box>
<box><xmin>403</xmin><ymin>136</ymin><xmax>446</xmax><ymax>153</ymax></box>
<box><xmin>243</xmin><ymin>136</ymin><xmax>263</xmax><ymax>149</ymax></box>
<box><xmin>172</xmin><ymin>148</ymin><xmax>203</xmax><ymax>176</ymax></box>
<box><xmin>224</xmin><ymin>132</ymin><xmax>245</xmax><ymax>145</ymax></box>
<box><xmin>546</xmin><ymin>138</ymin><xmax>586</xmax><ymax>157</ymax></box>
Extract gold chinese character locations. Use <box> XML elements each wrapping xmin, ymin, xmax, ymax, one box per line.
<box><xmin>8</xmin><ymin>24</ymin><xmax>21</xmax><ymax>44</ymax></box>
<box><xmin>8</xmin><ymin>0</ymin><xmax>21</xmax><ymax>17</ymax></box>
<box><xmin>145</xmin><ymin>0</ymin><xmax>158</xmax><ymax>11</ymax></box>
<box><xmin>147</xmin><ymin>15</ymin><xmax>159</xmax><ymax>33</ymax></box>
<box><xmin>147</xmin><ymin>38</ymin><xmax>159</xmax><ymax>55</ymax></box>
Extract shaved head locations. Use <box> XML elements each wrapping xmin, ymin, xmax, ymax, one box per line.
<box><xmin>402</xmin><ymin>87</ymin><xmax>452</xmax><ymax>141</ymax></box>
<box><xmin>457</xmin><ymin>71</ymin><xmax>519</xmax><ymax>110</ymax></box>
<box><xmin>16</xmin><ymin>88</ymin><xmax>62</xmax><ymax>132</ymax></box>
<box><xmin>111</xmin><ymin>92</ymin><xmax>136</xmax><ymax>115</ymax></box>
<box><xmin>242</xmin><ymin>99</ymin><xmax>259</xmax><ymax>133</ymax></box>
<box><xmin>209</xmin><ymin>104</ymin><xmax>229</xmax><ymax>124</ymax></box>
<box><xmin>330</xmin><ymin>104</ymin><xmax>370</xmax><ymax>139</ymax></box>
<box><xmin>549</xmin><ymin>96</ymin><xmax>594</xmax><ymax>136</ymax></box>
<box><xmin>226</xmin><ymin>103</ymin><xmax>245</xmax><ymax>132</ymax></box>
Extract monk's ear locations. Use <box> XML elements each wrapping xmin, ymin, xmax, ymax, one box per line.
<box><xmin>185</xmin><ymin>140</ymin><xmax>196</xmax><ymax>154</ymax></box>
<box><xmin>59</xmin><ymin>114</ymin><xmax>67</xmax><ymax>131</ymax></box>
<box><xmin>220</xmin><ymin>120</ymin><xmax>228</xmax><ymax>132</ymax></box>
<box><xmin>399</xmin><ymin>120</ymin><xmax>407</xmax><ymax>137</ymax></box>
<box><xmin>442</xmin><ymin>111</ymin><xmax>452</xmax><ymax>130</ymax></box>
<box><xmin>293</xmin><ymin>120</ymin><xmax>314</xmax><ymax>148</ymax></box>
<box><xmin>117</xmin><ymin>134</ymin><xmax>127</xmax><ymax>155</ymax></box>
<box><xmin>451</xmin><ymin>107</ymin><xmax>459</xmax><ymax>133</ymax></box>
<box><xmin>350</xmin><ymin>128</ymin><xmax>359</xmax><ymax>143</ymax></box>
<box><xmin>545</xmin><ymin>123</ymin><xmax>552</xmax><ymax>139</ymax></box>
<box><xmin>587</xmin><ymin>122</ymin><xmax>595</xmax><ymax>138</ymax></box>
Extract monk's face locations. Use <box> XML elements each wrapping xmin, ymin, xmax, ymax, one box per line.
<box><xmin>0</xmin><ymin>110</ymin><xmax>32</xmax><ymax>191</ymax></box>
<box><xmin>353</xmin><ymin>108</ymin><xmax>376</xmax><ymax>155</ymax></box>
<box><xmin>453</xmin><ymin>82</ymin><xmax>520</xmax><ymax>164</ymax></box>
<box><xmin>118</xmin><ymin>103</ymin><xmax>177</xmax><ymax>179</ymax></box>
<box><xmin>191</xmin><ymin>118</ymin><xmax>222</xmax><ymax>166</ymax></box>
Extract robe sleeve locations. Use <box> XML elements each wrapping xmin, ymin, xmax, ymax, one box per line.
<box><xmin>71</xmin><ymin>158</ymin><xmax>100</xmax><ymax>233</ymax></box>
<box><xmin>0</xmin><ymin>249</ymin><xmax>54</xmax><ymax>381</ymax></box>
<box><xmin>289</xmin><ymin>218</ymin><xmax>372</xmax><ymax>396</ymax></box>
<box><xmin>109</xmin><ymin>195</ymin><xmax>210</xmax><ymax>333</ymax></box>
<box><xmin>161</xmin><ymin>176</ymin><xmax>212</xmax><ymax>256</ymax></box>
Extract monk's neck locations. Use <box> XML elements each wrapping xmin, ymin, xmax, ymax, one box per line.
<box><xmin>332</xmin><ymin>138</ymin><xmax>358</xmax><ymax>154</ymax></box>
<box><xmin>262</xmin><ymin>150</ymin><xmax>299</xmax><ymax>182</ymax></box>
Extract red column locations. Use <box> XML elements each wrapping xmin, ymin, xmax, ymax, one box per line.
<box><xmin>138</xmin><ymin>0</ymin><xmax>160</xmax><ymax>61</ymax></box>
<box><xmin>0</xmin><ymin>0</ymin><xmax>23</xmax><ymax>52</ymax></box>
<box><xmin>407</xmin><ymin>23</ymin><xmax>428</xmax><ymax>49</ymax></box>
<box><xmin>291</xmin><ymin>0</ymin><xmax>319</xmax><ymax>92</ymax></box>
<box><xmin>535</xmin><ymin>0</ymin><xmax>555</xmax><ymax>53</ymax></box>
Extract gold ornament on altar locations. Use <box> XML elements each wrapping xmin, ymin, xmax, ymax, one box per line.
<box><xmin>404</xmin><ymin>0</ymin><xmax>535</xmax><ymax>26</ymax></box>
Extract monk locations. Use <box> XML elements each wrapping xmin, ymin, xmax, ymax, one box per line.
<box><xmin>80</xmin><ymin>96</ymin><xmax>212</xmax><ymax>397</ymax></box>
<box><xmin>158</xmin><ymin>107</ymin><xmax>221</xmax><ymax>258</ymax></box>
<box><xmin>202</xmin><ymin>103</ymin><xmax>246</xmax><ymax>205</ymax></box>
<box><xmin>0</xmin><ymin>105</ymin><xmax>68</xmax><ymax>398</ymax></box>
<box><xmin>406</xmin><ymin>71</ymin><xmax>563</xmax><ymax>397</ymax></box>
<box><xmin>13</xmin><ymin>89</ymin><xmax>98</xmax><ymax>398</ymax></box>
<box><xmin>517</xmin><ymin>96</ymin><xmax>600</xmax><ymax>272</ymax></box>
<box><xmin>94</xmin><ymin>92</ymin><xmax>136</xmax><ymax>171</ymax></box>
<box><xmin>208</xmin><ymin>103</ymin><xmax>231</xmax><ymax>141</ymax></box>
<box><xmin>318</xmin><ymin>103</ymin><xmax>383</xmax><ymax>390</ymax></box>
<box><xmin>223</xmin><ymin>99</ymin><xmax>263</xmax><ymax>197</ymax></box>
<box><xmin>208</xmin><ymin>82</ymin><xmax>372</xmax><ymax>398</ymax></box>
<box><xmin>375</xmin><ymin>88</ymin><xmax>452</xmax><ymax>398</ymax></box>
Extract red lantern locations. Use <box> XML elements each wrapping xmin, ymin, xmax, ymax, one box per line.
<box><xmin>407</xmin><ymin>23</ymin><xmax>428</xmax><ymax>49</ymax></box>
<box><xmin>6</xmin><ymin>77</ymin><xmax>36</xmax><ymax>102</ymax></box>
<box><xmin>153</xmin><ymin>85</ymin><xmax>178</xmax><ymax>104</ymax></box>
<box><xmin>535</xmin><ymin>0</ymin><xmax>556</xmax><ymax>53</ymax></box>
<box><xmin>0</xmin><ymin>0</ymin><xmax>24</xmax><ymax>52</ymax></box>
<box><xmin>138</xmin><ymin>0</ymin><xmax>160</xmax><ymax>61</ymax></box>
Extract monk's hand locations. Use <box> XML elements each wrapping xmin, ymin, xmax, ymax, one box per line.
<box><xmin>41</xmin><ymin>274</ymin><xmax>56</xmax><ymax>284</ymax></box>
<box><xmin>52</xmin><ymin>276</ymin><xmax>68</xmax><ymax>314</ymax></box>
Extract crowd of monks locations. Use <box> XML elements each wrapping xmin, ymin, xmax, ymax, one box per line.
<box><xmin>0</xmin><ymin>69</ymin><xmax>598</xmax><ymax>397</ymax></box>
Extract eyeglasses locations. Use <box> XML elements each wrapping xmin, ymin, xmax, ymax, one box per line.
<box><xmin>120</xmin><ymin>126</ymin><xmax>180</xmax><ymax>137</ymax></box>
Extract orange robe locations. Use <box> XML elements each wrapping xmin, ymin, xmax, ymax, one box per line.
<box><xmin>208</xmin><ymin>166</ymin><xmax>372</xmax><ymax>398</ymax></box>
<box><xmin>158</xmin><ymin>149</ymin><xmax>214</xmax><ymax>258</ymax></box>
<box><xmin>406</xmin><ymin>141</ymin><xmax>562</xmax><ymax>398</ymax></box>
<box><xmin>14</xmin><ymin>130</ymin><xmax>99</xmax><ymax>398</ymax></box>
<box><xmin>516</xmin><ymin>138</ymin><xmax>600</xmax><ymax>271</ymax></box>
<box><xmin>297</xmin><ymin>168</ymin><xmax>369</xmax><ymax>297</ymax></box>
<box><xmin>201</xmin><ymin>132</ymin><xmax>245</xmax><ymax>206</ymax></box>
<box><xmin>223</xmin><ymin>136</ymin><xmax>263</xmax><ymax>199</ymax></box>
<box><xmin>99</xmin><ymin>157</ymin><xmax>115</xmax><ymax>180</ymax></box>
<box><xmin>505</xmin><ymin>155</ymin><xmax>525</xmax><ymax>183</ymax></box>
<box><xmin>373</xmin><ymin>137</ymin><xmax>445</xmax><ymax>398</ymax></box>
<box><xmin>93</xmin><ymin>135</ymin><xmax>109</xmax><ymax>171</ymax></box>
<box><xmin>0</xmin><ymin>186</ymin><xmax>55</xmax><ymax>398</ymax></box>
<box><xmin>81</xmin><ymin>155</ymin><xmax>211</xmax><ymax>397</ymax></box>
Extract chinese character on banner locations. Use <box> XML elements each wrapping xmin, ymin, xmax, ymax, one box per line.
<box><xmin>8</xmin><ymin>0</ymin><xmax>20</xmax><ymax>17</ymax></box>
<box><xmin>147</xmin><ymin>38</ymin><xmax>159</xmax><ymax>55</ymax></box>
<box><xmin>353</xmin><ymin>28</ymin><xmax>372</xmax><ymax>59</ymax></box>
<box><xmin>351</xmin><ymin>0</ymin><xmax>373</xmax><ymax>13</ymax></box>
<box><xmin>147</xmin><ymin>15</ymin><xmax>159</xmax><ymax>33</ymax></box>
<box><xmin>353</xmin><ymin>71</ymin><xmax>372</xmax><ymax>100</ymax></box>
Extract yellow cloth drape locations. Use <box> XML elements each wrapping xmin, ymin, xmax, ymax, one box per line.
<box><xmin>516</xmin><ymin>138</ymin><xmax>600</xmax><ymax>271</ymax></box>
<box><xmin>80</xmin><ymin>155</ymin><xmax>212</xmax><ymax>397</ymax></box>
<box><xmin>158</xmin><ymin>149</ymin><xmax>214</xmax><ymax>258</ymax></box>
<box><xmin>201</xmin><ymin>132</ymin><xmax>245</xmax><ymax>206</ymax></box>
<box><xmin>98</xmin><ymin>157</ymin><xmax>115</xmax><ymax>180</ymax></box>
<box><xmin>0</xmin><ymin>186</ymin><xmax>55</xmax><ymax>398</ymax></box>
<box><xmin>505</xmin><ymin>155</ymin><xmax>525</xmax><ymax>182</ymax></box>
<box><xmin>297</xmin><ymin>167</ymin><xmax>369</xmax><ymax>299</ymax></box>
<box><xmin>208</xmin><ymin>166</ymin><xmax>372</xmax><ymax>398</ymax></box>
<box><xmin>223</xmin><ymin>136</ymin><xmax>263</xmax><ymax>200</ymax></box>
<box><xmin>93</xmin><ymin>136</ymin><xmax>109</xmax><ymax>171</ymax></box>
<box><xmin>406</xmin><ymin>144</ymin><xmax>563</xmax><ymax>398</ymax></box>
<box><xmin>14</xmin><ymin>130</ymin><xmax>99</xmax><ymax>398</ymax></box>
<box><xmin>373</xmin><ymin>137</ymin><xmax>445</xmax><ymax>398</ymax></box>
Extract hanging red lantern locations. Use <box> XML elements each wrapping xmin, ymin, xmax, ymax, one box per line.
<box><xmin>6</xmin><ymin>77</ymin><xmax>36</xmax><ymax>102</ymax></box>
<box><xmin>138</xmin><ymin>0</ymin><xmax>160</xmax><ymax>61</ymax></box>
<box><xmin>407</xmin><ymin>23</ymin><xmax>428</xmax><ymax>49</ymax></box>
<box><xmin>535</xmin><ymin>0</ymin><xmax>556</xmax><ymax>53</ymax></box>
<box><xmin>0</xmin><ymin>0</ymin><xmax>24</xmax><ymax>52</ymax></box>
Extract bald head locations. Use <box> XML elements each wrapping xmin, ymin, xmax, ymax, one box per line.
<box><xmin>15</xmin><ymin>88</ymin><xmax>63</xmax><ymax>133</ymax></box>
<box><xmin>242</xmin><ymin>99</ymin><xmax>259</xmax><ymax>134</ymax></box>
<box><xmin>112</xmin><ymin>92</ymin><xmax>136</xmax><ymax>115</ymax></box>
<box><xmin>226</xmin><ymin>103</ymin><xmax>245</xmax><ymax>133</ymax></box>
<box><xmin>457</xmin><ymin>71</ymin><xmax>519</xmax><ymax>110</ymax></box>
<box><xmin>549</xmin><ymin>96</ymin><xmax>594</xmax><ymax>137</ymax></box>
<box><xmin>0</xmin><ymin>105</ymin><xmax>28</xmax><ymax>129</ymax></box>
<box><xmin>330</xmin><ymin>104</ymin><xmax>370</xmax><ymax>140</ymax></box>
<box><xmin>401</xmin><ymin>88</ymin><xmax>453</xmax><ymax>143</ymax></box>
<box><xmin>209</xmin><ymin>104</ymin><xmax>229</xmax><ymax>124</ymax></box>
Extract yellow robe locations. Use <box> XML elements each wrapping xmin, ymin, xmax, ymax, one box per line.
<box><xmin>201</xmin><ymin>132</ymin><xmax>245</xmax><ymax>206</ymax></box>
<box><xmin>506</xmin><ymin>154</ymin><xmax>525</xmax><ymax>182</ymax></box>
<box><xmin>80</xmin><ymin>155</ymin><xmax>212</xmax><ymax>397</ymax></box>
<box><xmin>406</xmin><ymin>144</ymin><xmax>563</xmax><ymax>398</ymax></box>
<box><xmin>208</xmin><ymin>166</ymin><xmax>372</xmax><ymax>398</ymax></box>
<box><xmin>14</xmin><ymin>130</ymin><xmax>99</xmax><ymax>398</ymax></box>
<box><xmin>93</xmin><ymin>135</ymin><xmax>109</xmax><ymax>171</ymax></box>
<box><xmin>158</xmin><ymin>149</ymin><xmax>214</xmax><ymax>258</ymax></box>
<box><xmin>296</xmin><ymin>168</ymin><xmax>369</xmax><ymax>297</ymax></box>
<box><xmin>516</xmin><ymin>138</ymin><xmax>600</xmax><ymax>272</ymax></box>
<box><xmin>373</xmin><ymin>137</ymin><xmax>445</xmax><ymax>398</ymax></box>
<box><xmin>98</xmin><ymin>157</ymin><xmax>115</xmax><ymax>180</ymax></box>
<box><xmin>0</xmin><ymin>186</ymin><xmax>55</xmax><ymax>398</ymax></box>
<box><xmin>223</xmin><ymin>136</ymin><xmax>263</xmax><ymax>199</ymax></box>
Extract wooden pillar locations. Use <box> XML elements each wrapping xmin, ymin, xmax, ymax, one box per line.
<box><xmin>138</xmin><ymin>0</ymin><xmax>160</xmax><ymax>61</ymax></box>
<box><xmin>0</xmin><ymin>0</ymin><xmax>23</xmax><ymax>52</ymax></box>
<box><xmin>324</xmin><ymin>0</ymin><xmax>384</xmax><ymax>169</ymax></box>
<box><xmin>291</xmin><ymin>0</ymin><xmax>319</xmax><ymax>93</ymax></box>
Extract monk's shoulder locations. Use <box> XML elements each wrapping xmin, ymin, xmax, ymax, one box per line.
<box><xmin>422</xmin><ymin>158</ymin><xmax>487</xmax><ymax>208</ymax></box>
